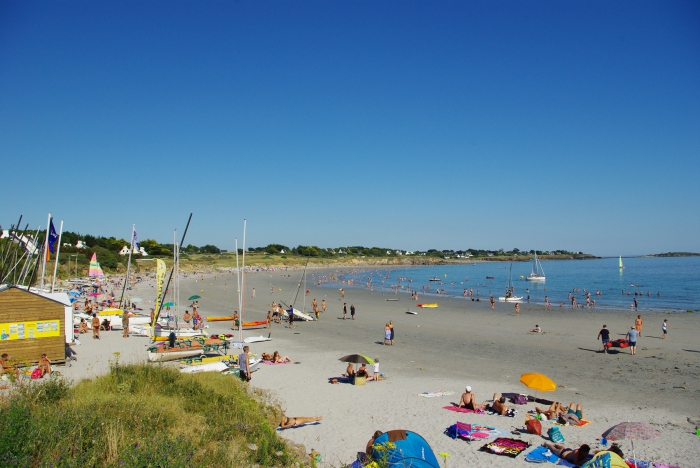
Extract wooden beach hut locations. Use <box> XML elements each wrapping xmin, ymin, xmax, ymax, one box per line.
<box><xmin>0</xmin><ymin>285</ymin><xmax>66</xmax><ymax>363</ymax></box>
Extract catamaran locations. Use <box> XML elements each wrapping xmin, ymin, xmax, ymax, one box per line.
<box><xmin>526</xmin><ymin>252</ymin><xmax>546</xmax><ymax>282</ymax></box>
<box><xmin>498</xmin><ymin>263</ymin><xmax>523</xmax><ymax>302</ymax></box>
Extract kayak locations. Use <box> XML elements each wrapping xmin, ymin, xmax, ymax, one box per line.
<box><xmin>206</xmin><ymin>316</ymin><xmax>234</xmax><ymax>322</ymax></box>
<box><xmin>417</xmin><ymin>303</ymin><xmax>438</xmax><ymax>308</ymax></box>
<box><xmin>231</xmin><ymin>321</ymin><xmax>268</xmax><ymax>330</ymax></box>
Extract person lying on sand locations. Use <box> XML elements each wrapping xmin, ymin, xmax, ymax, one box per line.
<box><xmin>272</xmin><ymin>351</ymin><xmax>291</xmax><ymax>363</ymax></box>
<box><xmin>542</xmin><ymin>442</ymin><xmax>590</xmax><ymax>466</ymax></box>
<box><xmin>558</xmin><ymin>403</ymin><xmax>584</xmax><ymax>425</ymax></box>
<box><xmin>535</xmin><ymin>402</ymin><xmax>566</xmax><ymax>420</ymax></box>
<box><xmin>279</xmin><ymin>415</ymin><xmax>322</xmax><ymax>429</ymax></box>
<box><xmin>457</xmin><ymin>386</ymin><xmax>485</xmax><ymax>410</ymax></box>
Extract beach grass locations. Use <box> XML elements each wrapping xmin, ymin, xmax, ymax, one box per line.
<box><xmin>0</xmin><ymin>357</ymin><xmax>307</xmax><ymax>467</ymax></box>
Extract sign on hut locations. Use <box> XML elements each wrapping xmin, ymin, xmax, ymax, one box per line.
<box><xmin>0</xmin><ymin>286</ymin><xmax>66</xmax><ymax>363</ymax></box>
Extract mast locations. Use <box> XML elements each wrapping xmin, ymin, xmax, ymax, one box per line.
<box><xmin>50</xmin><ymin>220</ymin><xmax>64</xmax><ymax>292</ymax></box>
<box><xmin>119</xmin><ymin>224</ymin><xmax>135</xmax><ymax>307</ymax></box>
<box><xmin>240</xmin><ymin>219</ymin><xmax>247</xmax><ymax>340</ymax></box>
<box><xmin>235</xmin><ymin>238</ymin><xmax>242</xmax><ymax>342</ymax></box>
<box><xmin>40</xmin><ymin>212</ymin><xmax>51</xmax><ymax>291</ymax></box>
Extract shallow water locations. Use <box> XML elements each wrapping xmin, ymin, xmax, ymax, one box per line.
<box><xmin>324</xmin><ymin>256</ymin><xmax>700</xmax><ymax>312</ymax></box>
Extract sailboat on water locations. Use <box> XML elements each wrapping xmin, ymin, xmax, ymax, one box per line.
<box><xmin>619</xmin><ymin>256</ymin><xmax>625</xmax><ymax>270</ymax></box>
<box><xmin>498</xmin><ymin>263</ymin><xmax>523</xmax><ymax>302</ymax></box>
<box><xmin>526</xmin><ymin>252</ymin><xmax>546</xmax><ymax>282</ymax></box>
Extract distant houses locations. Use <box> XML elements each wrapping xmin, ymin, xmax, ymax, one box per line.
<box><xmin>118</xmin><ymin>245</ymin><xmax>148</xmax><ymax>256</ymax></box>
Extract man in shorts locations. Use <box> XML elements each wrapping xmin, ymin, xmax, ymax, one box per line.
<box><xmin>239</xmin><ymin>346</ymin><xmax>251</xmax><ymax>382</ymax></box>
<box><xmin>625</xmin><ymin>327</ymin><xmax>639</xmax><ymax>355</ymax></box>
<box><xmin>597</xmin><ymin>325</ymin><xmax>610</xmax><ymax>353</ymax></box>
<box><xmin>662</xmin><ymin>319</ymin><xmax>668</xmax><ymax>339</ymax></box>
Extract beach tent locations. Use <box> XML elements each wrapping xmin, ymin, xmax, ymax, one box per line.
<box><xmin>370</xmin><ymin>430</ymin><xmax>439</xmax><ymax>468</ymax></box>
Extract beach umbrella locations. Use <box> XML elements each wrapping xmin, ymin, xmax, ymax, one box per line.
<box><xmin>188</xmin><ymin>295</ymin><xmax>201</xmax><ymax>300</ymax></box>
<box><xmin>602</xmin><ymin>422</ymin><xmax>660</xmax><ymax>467</ymax></box>
<box><xmin>520</xmin><ymin>373</ymin><xmax>556</xmax><ymax>404</ymax></box>
<box><xmin>163</xmin><ymin>302</ymin><xmax>175</xmax><ymax>307</ymax></box>
<box><xmin>339</xmin><ymin>354</ymin><xmax>375</xmax><ymax>374</ymax></box>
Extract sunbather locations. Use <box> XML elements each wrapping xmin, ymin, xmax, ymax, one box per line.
<box><xmin>490</xmin><ymin>393</ymin><xmax>510</xmax><ymax>415</ymax></box>
<box><xmin>566</xmin><ymin>402</ymin><xmax>584</xmax><ymax>419</ymax></box>
<box><xmin>279</xmin><ymin>415</ymin><xmax>322</xmax><ymax>429</ymax></box>
<box><xmin>542</xmin><ymin>442</ymin><xmax>590</xmax><ymax>466</ymax></box>
<box><xmin>272</xmin><ymin>351</ymin><xmax>291</xmax><ymax>363</ymax></box>
<box><xmin>37</xmin><ymin>354</ymin><xmax>51</xmax><ymax>376</ymax></box>
<box><xmin>357</xmin><ymin>363</ymin><xmax>374</xmax><ymax>381</ymax></box>
<box><xmin>535</xmin><ymin>402</ymin><xmax>565</xmax><ymax>420</ymax></box>
<box><xmin>345</xmin><ymin>363</ymin><xmax>355</xmax><ymax>378</ymax></box>
<box><xmin>457</xmin><ymin>386</ymin><xmax>485</xmax><ymax>410</ymax></box>
<box><xmin>78</xmin><ymin>318</ymin><xmax>89</xmax><ymax>334</ymax></box>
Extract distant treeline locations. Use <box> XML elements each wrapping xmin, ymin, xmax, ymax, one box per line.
<box><xmin>649</xmin><ymin>252</ymin><xmax>700</xmax><ymax>257</ymax></box>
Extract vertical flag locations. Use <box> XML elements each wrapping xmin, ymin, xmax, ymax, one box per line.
<box><xmin>133</xmin><ymin>230</ymin><xmax>139</xmax><ymax>253</ymax></box>
<box><xmin>46</xmin><ymin>218</ymin><xmax>58</xmax><ymax>260</ymax></box>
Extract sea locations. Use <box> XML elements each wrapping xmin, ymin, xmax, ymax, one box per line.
<box><xmin>324</xmin><ymin>256</ymin><xmax>700</xmax><ymax>312</ymax></box>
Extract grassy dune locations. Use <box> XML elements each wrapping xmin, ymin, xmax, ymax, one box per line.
<box><xmin>0</xmin><ymin>361</ymin><xmax>308</xmax><ymax>467</ymax></box>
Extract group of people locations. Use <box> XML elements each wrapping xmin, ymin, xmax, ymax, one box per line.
<box><xmin>383</xmin><ymin>321</ymin><xmax>395</xmax><ymax>345</ymax></box>
<box><xmin>344</xmin><ymin>360</ymin><xmax>380</xmax><ymax>381</ymax></box>
<box><xmin>597</xmin><ymin>315</ymin><xmax>667</xmax><ymax>355</ymax></box>
<box><xmin>1</xmin><ymin>352</ymin><xmax>52</xmax><ymax>383</ymax></box>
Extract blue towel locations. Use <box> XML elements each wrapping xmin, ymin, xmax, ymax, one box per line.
<box><xmin>525</xmin><ymin>446</ymin><xmax>560</xmax><ymax>464</ymax></box>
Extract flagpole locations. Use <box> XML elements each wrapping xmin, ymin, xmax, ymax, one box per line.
<box><xmin>50</xmin><ymin>220</ymin><xmax>64</xmax><ymax>293</ymax></box>
<box><xmin>241</xmin><ymin>219</ymin><xmax>247</xmax><ymax>341</ymax></box>
<box><xmin>119</xmin><ymin>225</ymin><xmax>135</xmax><ymax>308</ymax></box>
<box><xmin>40</xmin><ymin>213</ymin><xmax>51</xmax><ymax>291</ymax></box>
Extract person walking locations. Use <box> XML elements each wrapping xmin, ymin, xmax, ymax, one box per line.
<box><xmin>340</xmin><ymin>288</ymin><xmax>345</xmax><ymax>300</ymax></box>
<box><xmin>321</xmin><ymin>299</ymin><xmax>326</xmax><ymax>313</ymax></box>
<box><xmin>662</xmin><ymin>319</ymin><xmax>668</xmax><ymax>339</ymax></box>
<box><xmin>239</xmin><ymin>346</ymin><xmax>251</xmax><ymax>382</ymax></box>
<box><xmin>635</xmin><ymin>315</ymin><xmax>643</xmax><ymax>337</ymax></box>
<box><xmin>287</xmin><ymin>305</ymin><xmax>295</xmax><ymax>329</ymax></box>
<box><xmin>343</xmin><ymin>303</ymin><xmax>347</xmax><ymax>320</ymax></box>
<box><xmin>350</xmin><ymin>304</ymin><xmax>356</xmax><ymax>320</ymax></box>
<box><xmin>122</xmin><ymin>311</ymin><xmax>130</xmax><ymax>338</ymax></box>
<box><xmin>91</xmin><ymin>313</ymin><xmax>100</xmax><ymax>340</ymax></box>
<box><xmin>597</xmin><ymin>325</ymin><xmax>610</xmax><ymax>353</ymax></box>
<box><xmin>626</xmin><ymin>327</ymin><xmax>639</xmax><ymax>355</ymax></box>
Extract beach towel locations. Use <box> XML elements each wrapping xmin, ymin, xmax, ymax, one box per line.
<box><xmin>413</xmin><ymin>389</ymin><xmax>455</xmax><ymax>398</ymax></box>
<box><xmin>553</xmin><ymin>419</ymin><xmax>591</xmax><ymax>428</ymax></box>
<box><xmin>480</xmin><ymin>437</ymin><xmax>530</xmax><ymax>458</ymax></box>
<box><xmin>442</xmin><ymin>405</ymin><xmax>485</xmax><ymax>415</ymax></box>
<box><xmin>625</xmin><ymin>460</ymin><xmax>651</xmax><ymax>468</ymax></box>
<box><xmin>445</xmin><ymin>422</ymin><xmax>492</xmax><ymax>441</ymax></box>
<box><xmin>651</xmin><ymin>463</ymin><xmax>681</xmax><ymax>468</ymax></box>
<box><xmin>328</xmin><ymin>376</ymin><xmax>353</xmax><ymax>384</ymax></box>
<box><xmin>525</xmin><ymin>446</ymin><xmax>561</xmax><ymax>464</ymax></box>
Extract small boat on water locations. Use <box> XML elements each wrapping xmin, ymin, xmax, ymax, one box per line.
<box><xmin>417</xmin><ymin>303</ymin><xmax>438</xmax><ymax>308</ymax></box>
<box><xmin>429</xmin><ymin>277</ymin><xmax>441</xmax><ymax>282</ymax></box>
<box><xmin>486</xmin><ymin>276</ymin><xmax>495</xmax><ymax>279</ymax></box>
<box><xmin>619</xmin><ymin>255</ymin><xmax>625</xmax><ymax>270</ymax></box>
<box><xmin>526</xmin><ymin>252</ymin><xmax>546</xmax><ymax>282</ymax></box>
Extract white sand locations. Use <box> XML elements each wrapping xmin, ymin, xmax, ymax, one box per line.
<box><xmin>62</xmin><ymin>268</ymin><xmax>700</xmax><ymax>467</ymax></box>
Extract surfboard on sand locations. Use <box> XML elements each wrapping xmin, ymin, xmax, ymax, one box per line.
<box><xmin>244</xmin><ymin>334</ymin><xmax>272</xmax><ymax>344</ymax></box>
<box><xmin>406</xmin><ymin>311</ymin><xmax>418</xmax><ymax>315</ymax></box>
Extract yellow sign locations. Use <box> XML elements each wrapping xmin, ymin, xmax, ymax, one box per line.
<box><xmin>0</xmin><ymin>320</ymin><xmax>60</xmax><ymax>341</ymax></box>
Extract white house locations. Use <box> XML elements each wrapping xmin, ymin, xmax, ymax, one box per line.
<box><xmin>76</xmin><ymin>240</ymin><xmax>87</xmax><ymax>249</ymax></box>
<box><xmin>119</xmin><ymin>245</ymin><xmax>148</xmax><ymax>256</ymax></box>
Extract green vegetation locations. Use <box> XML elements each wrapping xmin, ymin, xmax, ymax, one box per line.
<box><xmin>0</xmin><ymin>361</ymin><xmax>307</xmax><ymax>467</ymax></box>
<box><xmin>649</xmin><ymin>252</ymin><xmax>700</xmax><ymax>257</ymax></box>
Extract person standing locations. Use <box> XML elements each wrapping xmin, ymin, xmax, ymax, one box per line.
<box><xmin>514</xmin><ymin>303</ymin><xmax>520</xmax><ymax>315</ymax></box>
<box><xmin>662</xmin><ymin>319</ymin><xmax>668</xmax><ymax>339</ymax></box>
<box><xmin>122</xmin><ymin>311</ymin><xmax>130</xmax><ymax>338</ymax></box>
<box><xmin>626</xmin><ymin>327</ymin><xmax>639</xmax><ymax>355</ymax></box>
<box><xmin>490</xmin><ymin>295</ymin><xmax>495</xmax><ymax>309</ymax></box>
<box><xmin>266</xmin><ymin>311</ymin><xmax>271</xmax><ymax>329</ymax></box>
<box><xmin>239</xmin><ymin>346</ymin><xmax>251</xmax><ymax>382</ymax></box>
<box><xmin>383</xmin><ymin>323</ymin><xmax>391</xmax><ymax>346</ymax></box>
<box><xmin>252</xmin><ymin>288</ymin><xmax>256</xmax><ymax>298</ymax></box>
<box><xmin>91</xmin><ymin>313</ymin><xmax>100</xmax><ymax>340</ymax></box>
<box><xmin>389</xmin><ymin>321</ymin><xmax>395</xmax><ymax>345</ymax></box>
<box><xmin>343</xmin><ymin>303</ymin><xmax>347</xmax><ymax>320</ymax></box>
<box><xmin>287</xmin><ymin>305</ymin><xmax>295</xmax><ymax>328</ymax></box>
<box><xmin>373</xmin><ymin>358</ymin><xmax>380</xmax><ymax>380</ymax></box>
<box><xmin>321</xmin><ymin>299</ymin><xmax>326</xmax><ymax>313</ymax></box>
<box><xmin>597</xmin><ymin>325</ymin><xmax>610</xmax><ymax>353</ymax></box>
<box><xmin>635</xmin><ymin>315</ymin><xmax>643</xmax><ymax>337</ymax></box>
<box><xmin>350</xmin><ymin>304</ymin><xmax>356</xmax><ymax>320</ymax></box>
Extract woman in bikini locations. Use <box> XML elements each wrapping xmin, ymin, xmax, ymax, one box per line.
<box><xmin>272</xmin><ymin>351</ymin><xmax>292</xmax><ymax>363</ymax></box>
<box><xmin>535</xmin><ymin>402</ymin><xmax>566</xmax><ymax>420</ymax></box>
<box><xmin>542</xmin><ymin>443</ymin><xmax>590</xmax><ymax>466</ymax></box>
<box><xmin>279</xmin><ymin>415</ymin><xmax>322</xmax><ymax>429</ymax></box>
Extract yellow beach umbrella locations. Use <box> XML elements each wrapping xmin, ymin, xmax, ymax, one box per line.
<box><xmin>520</xmin><ymin>373</ymin><xmax>557</xmax><ymax>392</ymax></box>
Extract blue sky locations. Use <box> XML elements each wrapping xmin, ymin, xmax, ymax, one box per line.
<box><xmin>1</xmin><ymin>1</ymin><xmax>698</xmax><ymax>256</ymax></box>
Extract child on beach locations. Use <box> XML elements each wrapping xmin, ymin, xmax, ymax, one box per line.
<box><xmin>373</xmin><ymin>359</ymin><xmax>380</xmax><ymax>380</ymax></box>
<box><xmin>662</xmin><ymin>319</ymin><xmax>668</xmax><ymax>339</ymax></box>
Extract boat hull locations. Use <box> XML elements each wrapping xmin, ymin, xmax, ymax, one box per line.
<box><xmin>498</xmin><ymin>296</ymin><xmax>523</xmax><ymax>302</ymax></box>
<box><xmin>525</xmin><ymin>275</ymin><xmax>546</xmax><ymax>282</ymax></box>
<box><xmin>417</xmin><ymin>303</ymin><xmax>438</xmax><ymax>308</ymax></box>
<box><xmin>206</xmin><ymin>316</ymin><xmax>234</xmax><ymax>322</ymax></box>
<box><xmin>148</xmin><ymin>349</ymin><xmax>202</xmax><ymax>362</ymax></box>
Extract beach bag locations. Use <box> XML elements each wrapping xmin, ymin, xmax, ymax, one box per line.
<box><xmin>30</xmin><ymin>369</ymin><xmax>43</xmax><ymax>380</ymax></box>
<box><xmin>512</xmin><ymin>394</ymin><xmax>528</xmax><ymax>405</ymax></box>
<box><xmin>547</xmin><ymin>426</ymin><xmax>565</xmax><ymax>443</ymax></box>
<box><xmin>525</xmin><ymin>416</ymin><xmax>542</xmax><ymax>435</ymax></box>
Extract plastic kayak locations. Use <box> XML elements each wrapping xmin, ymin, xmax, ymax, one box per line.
<box><xmin>417</xmin><ymin>303</ymin><xmax>438</xmax><ymax>308</ymax></box>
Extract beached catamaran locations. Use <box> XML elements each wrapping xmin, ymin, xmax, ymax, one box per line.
<box><xmin>498</xmin><ymin>263</ymin><xmax>522</xmax><ymax>302</ymax></box>
<box><xmin>526</xmin><ymin>252</ymin><xmax>546</xmax><ymax>282</ymax></box>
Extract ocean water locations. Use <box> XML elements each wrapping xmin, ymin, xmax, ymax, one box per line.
<box><xmin>328</xmin><ymin>257</ymin><xmax>700</xmax><ymax>312</ymax></box>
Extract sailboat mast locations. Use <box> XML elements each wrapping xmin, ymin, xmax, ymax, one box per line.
<box><xmin>119</xmin><ymin>224</ymin><xmax>135</xmax><ymax>307</ymax></box>
<box><xmin>241</xmin><ymin>220</ymin><xmax>247</xmax><ymax>340</ymax></box>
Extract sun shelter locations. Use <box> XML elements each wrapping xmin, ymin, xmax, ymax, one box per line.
<box><xmin>0</xmin><ymin>285</ymin><xmax>67</xmax><ymax>363</ymax></box>
<box><xmin>370</xmin><ymin>430</ymin><xmax>440</xmax><ymax>468</ymax></box>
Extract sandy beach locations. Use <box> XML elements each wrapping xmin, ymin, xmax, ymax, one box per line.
<box><xmin>60</xmin><ymin>268</ymin><xmax>700</xmax><ymax>467</ymax></box>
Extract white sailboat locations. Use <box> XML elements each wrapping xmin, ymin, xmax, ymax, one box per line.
<box><xmin>526</xmin><ymin>252</ymin><xmax>546</xmax><ymax>282</ymax></box>
<box><xmin>619</xmin><ymin>256</ymin><xmax>625</xmax><ymax>270</ymax></box>
<box><xmin>498</xmin><ymin>263</ymin><xmax>523</xmax><ymax>302</ymax></box>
